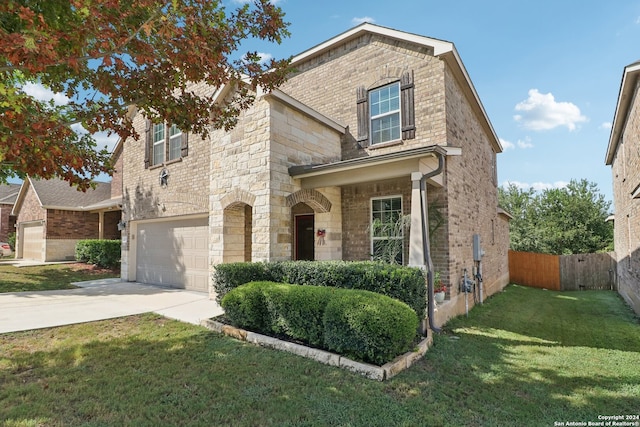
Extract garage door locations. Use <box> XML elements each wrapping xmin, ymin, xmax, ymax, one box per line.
<box><xmin>21</xmin><ymin>223</ymin><xmax>44</xmax><ymax>261</ymax></box>
<box><xmin>135</xmin><ymin>217</ymin><xmax>209</xmax><ymax>292</ymax></box>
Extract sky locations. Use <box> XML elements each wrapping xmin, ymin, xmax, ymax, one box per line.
<box><xmin>20</xmin><ymin>0</ymin><xmax>640</xmax><ymax>206</ymax></box>
<box><xmin>231</xmin><ymin>0</ymin><xmax>640</xmax><ymax>206</ymax></box>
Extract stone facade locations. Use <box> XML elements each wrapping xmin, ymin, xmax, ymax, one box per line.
<box><xmin>606</xmin><ymin>63</ymin><xmax>640</xmax><ymax>315</ymax></box>
<box><xmin>120</xmin><ymin>24</ymin><xmax>509</xmax><ymax>325</ymax></box>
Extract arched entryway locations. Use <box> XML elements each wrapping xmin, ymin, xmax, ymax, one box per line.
<box><xmin>223</xmin><ymin>202</ymin><xmax>252</xmax><ymax>263</ymax></box>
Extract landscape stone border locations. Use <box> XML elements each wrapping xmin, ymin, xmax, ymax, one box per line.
<box><xmin>200</xmin><ymin>318</ymin><xmax>433</xmax><ymax>381</ymax></box>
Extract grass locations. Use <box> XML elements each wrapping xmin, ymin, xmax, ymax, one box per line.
<box><xmin>1</xmin><ymin>285</ymin><xmax>639</xmax><ymax>426</ymax></box>
<box><xmin>0</xmin><ymin>263</ymin><xmax>119</xmax><ymax>293</ymax></box>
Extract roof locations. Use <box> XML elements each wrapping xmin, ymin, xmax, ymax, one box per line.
<box><xmin>289</xmin><ymin>23</ymin><xmax>502</xmax><ymax>153</ymax></box>
<box><xmin>605</xmin><ymin>60</ymin><xmax>640</xmax><ymax>165</ymax></box>
<box><xmin>0</xmin><ymin>183</ymin><xmax>21</xmax><ymax>205</ymax></box>
<box><xmin>12</xmin><ymin>177</ymin><xmax>120</xmax><ymax>215</ymax></box>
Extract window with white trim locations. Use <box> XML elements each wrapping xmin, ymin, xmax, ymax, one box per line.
<box><xmin>370</xmin><ymin>82</ymin><xmax>401</xmax><ymax>145</ymax></box>
<box><xmin>168</xmin><ymin>124</ymin><xmax>182</xmax><ymax>161</ymax></box>
<box><xmin>145</xmin><ymin>120</ymin><xmax>188</xmax><ymax>168</ymax></box>
<box><xmin>371</xmin><ymin>196</ymin><xmax>404</xmax><ymax>264</ymax></box>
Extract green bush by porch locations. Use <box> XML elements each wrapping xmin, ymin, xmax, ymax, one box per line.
<box><xmin>75</xmin><ymin>239</ymin><xmax>121</xmax><ymax>268</ymax></box>
<box><xmin>212</xmin><ymin>260</ymin><xmax>427</xmax><ymax>317</ymax></box>
<box><xmin>221</xmin><ymin>281</ymin><xmax>419</xmax><ymax>365</ymax></box>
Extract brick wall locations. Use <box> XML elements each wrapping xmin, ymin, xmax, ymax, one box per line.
<box><xmin>610</xmin><ymin>83</ymin><xmax>640</xmax><ymax>315</ymax></box>
<box><xmin>280</xmin><ymin>34</ymin><xmax>447</xmax><ymax>161</ymax></box>
<box><xmin>0</xmin><ymin>204</ymin><xmax>14</xmax><ymax>242</ymax></box>
<box><xmin>16</xmin><ymin>183</ymin><xmax>45</xmax><ymax>224</ymax></box>
<box><xmin>46</xmin><ymin>209</ymin><xmax>100</xmax><ymax>239</ymax></box>
<box><xmin>433</xmin><ymin>66</ymin><xmax>509</xmax><ymax>325</ymax></box>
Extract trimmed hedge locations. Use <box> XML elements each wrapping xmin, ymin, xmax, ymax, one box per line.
<box><xmin>213</xmin><ymin>261</ymin><xmax>426</xmax><ymax>317</ymax></box>
<box><xmin>221</xmin><ymin>281</ymin><xmax>419</xmax><ymax>365</ymax></box>
<box><xmin>75</xmin><ymin>239</ymin><xmax>121</xmax><ymax>268</ymax></box>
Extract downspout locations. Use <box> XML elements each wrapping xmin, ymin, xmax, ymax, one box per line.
<box><xmin>420</xmin><ymin>152</ymin><xmax>444</xmax><ymax>333</ymax></box>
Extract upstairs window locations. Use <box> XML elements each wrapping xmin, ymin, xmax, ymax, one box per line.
<box><xmin>357</xmin><ymin>70</ymin><xmax>415</xmax><ymax>147</ymax></box>
<box><xmin>145</xmin><ymin>120</ymin><xmax>188</xmax><ymax>168</ymax></box>
<box><xmin>370</xmin><ymin>83</ymin><xmax>401</xmax><ymax>145</ymax></box>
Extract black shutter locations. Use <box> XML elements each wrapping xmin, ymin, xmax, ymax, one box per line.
<box><xmin>181</xmin><ymin>132</ymin><xmax>189</xmax><ymax>157</ymax></box>
<box><xmin>356</xmin><ymin>86</ymin><xmax>369</xmax><ymax>146</ymax></box>
<box><xmin>144</xmin><ymin>119</ymin><xmax>151</xmax><ymax>169</ymax></box>
<box><xmin>401</xmin><ymin>70</ymin><xmax>416</xmax><ymax>140</ymax></box>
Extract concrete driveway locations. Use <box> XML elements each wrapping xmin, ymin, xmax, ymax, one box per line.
<box><xmin>0</xmin><ymin>278</ymin><xmax>224</xmax><ymax>334</ymax></box>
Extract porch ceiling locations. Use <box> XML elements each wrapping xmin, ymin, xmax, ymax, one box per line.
<box><xmin>288</xmin><ymin>145</ymin><xmax>460</xmax><ymax>189</ymax></box>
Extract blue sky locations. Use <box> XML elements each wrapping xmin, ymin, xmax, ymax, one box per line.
<box><xmin>19</xmin><ymin>0</ymin><xmax>640</xmax><ymax>206</ymax></box>
<box><xmin>236</xmin><ymin>0</ymin><xmax>640</xmax><ymax>205</ymax></box>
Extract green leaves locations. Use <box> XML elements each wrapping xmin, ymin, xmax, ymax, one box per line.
<box><xmin>499</xmin><ymin>179</ymin><xmax>613</xmax><ymax>254</ymax></box>
<box><xmin>0</xmin><ymin>0</ymin><xmax>291</xmax><ymax>189</ymax></box>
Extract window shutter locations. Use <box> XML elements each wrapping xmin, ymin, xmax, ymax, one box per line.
<box><xmin>144</xmin><ymin>119</ymin><xmax>151</xmax><ymax>169</ymax></box>
<box><xmin>356</xmin><ymin>86</ymin><xmax>369</xmax><ymax>146</ymax></box>
<box><xmin>401</xmin><ymin>70</ymin><xmax>416</xmax><ymax>140</ymax></box>
<box><xmin>181</xmin><ymin>132</ymin><xmax>189</xmax><ymax>157</ymax></box>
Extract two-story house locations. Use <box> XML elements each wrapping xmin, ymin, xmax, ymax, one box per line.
<box><xmin>605</xmin><ymin>60</ymin><xmax>640</xmax><ymax>315</ymax></box>
<box><xmin>120</xmin><ymin>24</ymin><xmax>510</xmax><ymax>324</ymax></box>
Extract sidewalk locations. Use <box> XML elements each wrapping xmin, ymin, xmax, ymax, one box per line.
<box><xmin>0</xmin><ymin>279</ymin><xmax>224</xmax><ymax>334</ymax></box>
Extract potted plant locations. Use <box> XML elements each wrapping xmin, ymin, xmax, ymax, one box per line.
<box><xmin>434</xmin><ymin>272</ymin><xmax>446</xmax><ymax>303</ymax></box>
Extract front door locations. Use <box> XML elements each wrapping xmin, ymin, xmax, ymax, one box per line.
<box><xmin>295</xmin><ymin>214</ymin><xmax>314</xmax><ymax>260</ymax></box>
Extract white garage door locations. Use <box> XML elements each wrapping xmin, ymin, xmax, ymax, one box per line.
<box><xmin>135</xmin><ymin>217</ymin><xmax>209</xmax><ymax>292</ymax></box>
<box><xmin>22</xmin><ymin>223</ymin><xmax>44</xmax><ymax>261</ymax></box>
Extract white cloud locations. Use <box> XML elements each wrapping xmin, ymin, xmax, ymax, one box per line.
<box><xmin>514</xmin><ymin>89</ymin><xmax>587</xmax><ymax>131</ymax></box>
<box><xmin>500</xmin><ymin>137</ymin><xmax>533</xmax><ymax>150</ymax></box>
<box><xmin>600</xmin><ymin>122</ymin><xmax>612</xmax><ymax>130</ymax></box>
<box><xmin>502</xmin><ymin>180</ymin><xmax>569</xmax><ymax>192</ymax></box>
<box><xmin>21</xmin><ymin>82</ymin><xmax>70</xmax><ymax>106</ymax></box>
<box><xmin>517</xmin><ymin>137</ymin><xmax>534</xmax><ymax>149</ymax></box>
<box><xmin>352</xmin><ymin>16</ymin><xmax>375</xmax><ymax>25</ymax></box>
<box><xmin>500</xmin><ymin>138</ymin><xmax>515</xmax><ymax>150</ymax></box>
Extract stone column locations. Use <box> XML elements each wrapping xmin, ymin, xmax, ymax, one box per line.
<box><xmin>408</xmin><ymin>172</ymin><xmax>425</xmax><ymax>268</ymax></box>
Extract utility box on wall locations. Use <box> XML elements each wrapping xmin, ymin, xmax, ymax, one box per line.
<box><xmin>473</xmin><ymin>234</ymin><xmax>482</xmax><ymax>261</ymax></box>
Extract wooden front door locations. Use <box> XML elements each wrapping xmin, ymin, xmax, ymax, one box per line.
<box><xmin>295</xmin><ymin>214</ymin><xmax>314</xmax><ymax>261</ymax></box>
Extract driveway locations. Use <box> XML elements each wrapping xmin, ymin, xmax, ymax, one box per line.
<box><xmin>0</xmin><ymin>278</ymin><xmax>224</xmax><ymax>334</ymax></box>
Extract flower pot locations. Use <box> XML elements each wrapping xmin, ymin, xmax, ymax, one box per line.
<box><xmin>434</xmin><ymin>291</ymin><xmax>446</xmax><ymax>303</ymax></box>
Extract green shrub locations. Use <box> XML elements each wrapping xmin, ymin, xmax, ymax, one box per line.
<box><xmin>213</xmin><ymin>261</ymin><xmax>426</xmax><ymax>317</ymax></box>
<box><xmin>220</xmin><ymin>281</ymin><xmax>272</xmax><ymax>332</ymax></box>
<box><xmin>323</xmin><ymin>290</ymin><xmax>419</xmax><ymax>365</ymax></box>
<box><xmin>212</xmin><ymin>262</ymin><xmax>272</xmax><ymax>303</ymax></box>
<box><xmin>75</xmin><ymin>239</ymin><xmax>121</xmax><ymax>268</ymax></box>
<box><xmin>221</xmin><ymin>281</ymin><xmax>419</xmax><ymax>365</ymax></box>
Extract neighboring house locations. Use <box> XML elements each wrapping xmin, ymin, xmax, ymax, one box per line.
<box><xmin>12</xmin><ymin>144</ymin><xmax>123</xmax><ymax>262</ymax></box>
<box><xmin>605</xmin><ymin>60</ymin><xmax>640</xmax><ymax>315</ymax></box>
<box><xmin>0</xmin><ymin>183</ymin><xmax>20</xmax><ymax>242</ymax></box>
<box><xmin>120</xmin><ymin>23</ymin><xmax>510</xmax><ymax>323</ymax></box>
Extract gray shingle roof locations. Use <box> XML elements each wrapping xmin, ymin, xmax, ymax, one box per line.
<box><xmin>30</xmin><ymin>178</ymin><xmax>112</xmax><ymax>209</ymax></box>
<box><xmin>0</xmin><ymin>183</ymin><xmax>21</xmax><ymax>205</ymax></box>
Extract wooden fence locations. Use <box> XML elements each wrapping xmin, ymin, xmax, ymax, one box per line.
<box><xmin>509</xmin><ymin>250</ymin><xmax>616</xmax><ymax>291</ymax></box>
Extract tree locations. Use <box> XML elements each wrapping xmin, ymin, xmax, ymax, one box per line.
<box><xmin>499</xmin><ymin>179</ymin><xmax>613</xmax><ymax>255</ymax></box>
<box><xmin>0</xmin><ymin>0</ymin><xmax>290</xmax><ymax>190</ymax></box>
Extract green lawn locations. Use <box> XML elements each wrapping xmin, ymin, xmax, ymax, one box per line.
<box><xmin>1</xmin><ymin>285</ymin><xmax>639</xmax><ymax>426</ymax></box>
<box><xmin>0</xmin><ymin>263</ymin><xmax>119</xmax><ymax>293</ymax></box>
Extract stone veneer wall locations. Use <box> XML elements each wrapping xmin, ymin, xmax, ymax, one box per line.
<box><xmin>0</xmin><ymin>203</ymin><xmax>14</xmax><ymax>242</ymax></box>
<box><xmin>610</xmin><ymin>84</ymin><xmax>640</xmax><ymax>315</ymax></box>
<box><xmin>120</xmin><ymin>83</ymin><xmax>212</xmax><ymax>280</ymax></box>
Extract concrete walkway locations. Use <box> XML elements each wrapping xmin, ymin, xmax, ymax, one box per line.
<box><xmin>0</xmin><ymin>278</ymin><xmax>224</xmax><ymax>334</ymax></box>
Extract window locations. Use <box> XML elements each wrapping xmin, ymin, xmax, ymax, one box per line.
<box><xmin>356</xmin><ymin>70</ymin><xmax>415</xmax><ymax>147</ymax></box>
<box><xmin>152</xmin><ymin>123</ymin><xmax>165</xmax><ymax>165</ymax></box>
<box><xmin>370</xmin><ymin>83</ymin><xmax>401</xmax><ymax>145</ymax></box>
<box><xmin>145</xmin><ymin>120</ymin><xmax>188</xmax><ymax>168</ymax></box>
<box><xmin>168</xmin><ymin>124</ymin><xmax>182</xmax><ymax>161</ymax></box>
<box><xmin>371</xmin><ymin>196</ymin><xmax>404</xmax><ymax>264</ymax></box>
